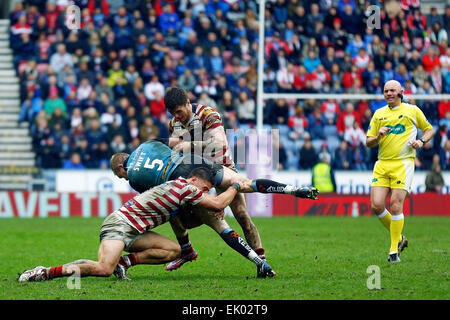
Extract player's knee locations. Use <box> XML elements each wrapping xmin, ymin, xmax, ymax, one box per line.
<box><xmin>389</xmin><ymin>199</ymin><xmax>403</xmax><ymax>214</ymax></box>
<box><xmin>371</xmin><ymin>202</ymin><xmax>384</xmax><ymax>215</ymax></box>
<box><xmin>96</xmin><ymin>265</ymin><xmax>114</xmax><ymax>277</ymax></box>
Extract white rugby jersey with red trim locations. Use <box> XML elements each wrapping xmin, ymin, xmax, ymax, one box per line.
<box><xmin>115</xmin><ymin>178</ymin><xmax>204</xmax><ymax>233</ymax></box>
<box><xmin>169</xmin><ymin>103</ymin><xmax>234</xmax><ymax>167</ymax></box>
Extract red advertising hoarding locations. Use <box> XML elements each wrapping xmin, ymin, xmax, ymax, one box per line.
<box><xmin>0</xmin><ymin>191</ymin><xmax>448</xmax><ymax>217</ymax></box>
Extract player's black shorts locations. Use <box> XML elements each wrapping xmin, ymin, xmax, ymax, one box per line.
<box><xmin>169</xmin><ymin>154</ymin><xmax>224</xmax><ymax>186</ymax></box>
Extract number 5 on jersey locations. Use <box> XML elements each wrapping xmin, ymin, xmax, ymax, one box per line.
<box><xmin>144</xmin><ymin>158</ymin><xmax>164</xmax><ymax>171</ymax></box>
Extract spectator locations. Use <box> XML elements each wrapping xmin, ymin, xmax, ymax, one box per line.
<box><xmin>158</xmin><ymin>3</ymin><xmax>179</xmax><ymax>35</ymax></box>
<box><xmin>144</xmin><ymin>75</ymin><xmax>164</xmax><ymax>101</ymax></box>
<box><xmin>307</xmin><ymin>107</ymin><xmax>325</xmax><ymax>140</ymax></box>
<box><xmin>334</xmin><ymin>140</ymin><xmax>352</xmax><ymax>170</ymax></box>
<box><xmin>235</xmin><ymin>91</ymin><xmax>255</xmax><ymax>124</ymax></box>
<box><xmin>336</xmin><ymin>102</ymin><xmax>361</xmax><ymax>138</ymax></box>
<box><xmin>139</xmin><ymin>116</ymin><xmax>160</xmax><ymax>141</ymax></box>
<box><xmin>10</xmin><ymin>14</ymin><xmax>32</xmax><ymax>40</ymax></box>
<box><xmin>344</xmin><ymin>120</ymin><xmax>366</xmax><ymax>150</ymax></box>
<box><xmin>422</xmin><ymin>47</ymin><xmax>441</xmax><ymax>73</ymax></box>
<box><xmin>62</xmin><ymin>152</ymin><xmax>86</xmax><ymax>169</ymax></box>
<box><xmin>48</xmin><ymin>107</ymin><xmax>67</xmax><ymax>130</ymax></box>
<box><xmin>440</xmin><ymin>140</ymin><xmax>450</xmax><ymax>170</ymax></box>
<box><xmin>38</xmin><ymin>136</ymin><xmax>62</xmax><ymax>169</ymax></box>
<box><xmin>438</xmin><ymin>100</ymin><xmax>450</xmax><ymax>120</ymax></box>
<box><xmin>49</xmin><ymin>44</ymin><xmax>73</xmax><ymax>74</ymax></box>
<box><xmin>303</xmin><ymin>51</ymin><xmax>321</xmax><ymax>74</ymax></box>
<box><xmin>321</xmin><ymin>99</ymin><xmax>339</xmax><ymax>125</ymax></box>
<box><xmin>43</xmin><ymin>88</ymin><xmax>67</xmax><ymax>116</ymax></box>
<box><xmin>177</xmin><ymin>69</ymin><xmax>196</xmax><ymax>93</ymax></box>
<box><xmin>299</xmin><ymin>137</ymin><xmax>318</xmax><ymax>170</ymax></box>
<box><xmin>425</xmin><ymin>163</ymin><xmax>445</xmax><ymax>193</ymax></box>
<box><xmin>85</xmin><ymin>119</ymin><xmax>105</xmax><ymax>154</ymax></box>
<box><xmin>417</xmin><ymin>141</ymin><xmax>436</xmax><ymax>171</ymax></box>
<box><xmin>312</xmin><ymin>152</ymin><xmax>336</xmax><ymax>193</ymax></box>
<box><xmin>76</xmin><ymin>78</ymin><xmax>93</xmax><ymax>101</ymax></box>
<box><xmin>268</xmin><ymin>98</ymin><xmax>290</xmax><ymax>126</ymax></box>
<box><xmin>110</xmin><ymin>134</ymin><xmax>127</xmax><ymax>154</ymax></box>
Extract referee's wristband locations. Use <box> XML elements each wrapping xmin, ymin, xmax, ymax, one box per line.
<box><xmin>231</xmin><ymin>182</ymin><xmax>241</xmax><ymax>191</ymax></box>
<box><xmin>419</xmin><ymin>138</ymin><xmax>427</xmax><ymax>145</ymax></box>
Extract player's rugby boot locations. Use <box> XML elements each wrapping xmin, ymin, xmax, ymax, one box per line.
<box><xmin>293</xmin><ymin>186</ymin><xmax>319</xmax><ymax>200</ymax></box>
<box><xmin>113</xmin><ymin>263</ymin><xmax>131</xmax><ymax>280</ymax></box>
<box><xmin>165</xmin><ymin>250</ymin><xmax>198</xmax><ymax>271</ymax></box>
<box><xmin>18</xmin><ymin>266</ymin><xmax>49</xmax><ymax>282</ymax></box>
<box><xmin>257</xmin><ymin>261</ymin><xmax>276</xmax><ymax>278</ymax></box>
<box><xmin>388</xmin><ymin>252</ymin><xmax>401</xmax><ymax>263</ymax></box>
<box><xmin>398</xmin><ymin>235</ymin><xmax>408</xmax><ymax>255</ymax></box>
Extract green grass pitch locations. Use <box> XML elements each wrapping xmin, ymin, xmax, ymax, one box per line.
<box><xmin>0</xmin><ymin>216</ymin><xmax>449</xmax><ymax>300</ymax></box>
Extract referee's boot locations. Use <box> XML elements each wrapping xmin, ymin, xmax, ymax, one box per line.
<box><xmin>388</xmin><ymin>252</ymin><xmax>401</xmax><ymax>263</ymax></box>
<box><xmin>398</xmin><ymin>235</ymin><xmax>408</xmax><ymax>255</ymax></box>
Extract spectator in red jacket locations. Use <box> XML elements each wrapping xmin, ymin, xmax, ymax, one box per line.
<box><xmin>336</xmin><ymin>102</ymin><xmax>361</xmax><ymax>138</ymax></box>
<box><xmin>422</xmin><ymin>47</ymin><xmax>441</xmax><ymax>73</ymax></box>
<box><xmin>438</xmin><ymin>100</ymin><xmax>450</xmax><ymax>119</ymax></box>
<box><xmin>88</xmin><ymin>0</ymin><xmax>110</xmax><ymax>17</ymax></box>
<box><xmin>45</xmin><ymin>2</ymin><xmax>59</xmax><ymax>33</ymax></box>
<box><xmin>342</xmin><ymin>65</ymin><xmax>362</xmax><ymax>91</ymax></box>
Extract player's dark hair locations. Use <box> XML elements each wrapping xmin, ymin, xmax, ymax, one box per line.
<box><xmin>164</xmin><ymin>87</ymin><xmax>189</xmax><ymax>114</ymax></box>
<box><xmin>188</xmin><ymin>167</ymin><xmax>214</xmax><ymax>184</ymax></box>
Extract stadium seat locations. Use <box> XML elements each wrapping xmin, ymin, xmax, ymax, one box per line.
<box><xmin>324</xmin><ymin>125</ymin><xmax>338</xmax><ymax>136</ymax></box>
<box><xmin>326</xmin><ymin>136</ymin><xmax>341</xmax><ymax>154</ymax></box>
<box><xmin>276</xmin><ymin>124</ymin><xmax>290</xmax><ymax>136</ymax></box>
<box><xmin>312</xmin><ymin>139</ymin><xmax>324</xmax><ymax>152</ymax></box>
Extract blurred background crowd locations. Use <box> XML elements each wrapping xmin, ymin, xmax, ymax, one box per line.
<box><xmin>9</xmin><ymin>0</ymin><xmax>450</xmax><ymax>171</ymax></box>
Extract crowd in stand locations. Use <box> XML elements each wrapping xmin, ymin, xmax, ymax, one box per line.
<box><xmin>9</xmin><ymin>0</ymin><xmax>450</xmax><ymax>172</ymax></box>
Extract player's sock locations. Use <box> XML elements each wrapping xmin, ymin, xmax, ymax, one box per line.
<box><xmin>389</xmin><ymin>213</ymin><xmax>404</xmax><ymax>253</ymax></box>
<box><xmin>219</xmin><ymin>228</ymin><xmax>263</xmax><ymax>266</ymax></box>
<box><xmin>255</xmin><ymin>248</ymin><xmax>266</xmax><ymax>260</ymax></box>
<box><xmin>118</xmin><ymin>253</ymin><xmax>138</xmax><ymax>269</ymax></box>
<box><xmin>251</xmin><ymin>179</ymin><xmax>295</xmax><ymax>194</ymax></box>
<box><xmin>377</xmin><ymin>208</ymin><xmax>392</xmax><ymax>231</ymax></box>
<box><xmin>177</xmin><ymin>235</ymin><xmax>194</xmax><ymax>256</ymax></box>
<box><xmin>47</xmin><ymin>265</ymin><xmax>63</xmax><ymax>279</ymax></box>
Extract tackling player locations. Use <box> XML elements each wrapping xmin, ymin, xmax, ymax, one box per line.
<box><xmin>366</xmin><ymin>80</ymin><xmax>434</xmax><ymax>263</ymax></box>
<box><xmin>164</xmin><ymin>86</ymin><xmax>303</xmax><ymax>268</ymax></box>
<box><xmin>110</xmin><ymin>139</ymin><xmax>318</xmax><ymax>274</ymax></box>
<box><xmin>18</xmin><ymin>168</ymin><xmax>276</xmax><ymax>282</ymax></box>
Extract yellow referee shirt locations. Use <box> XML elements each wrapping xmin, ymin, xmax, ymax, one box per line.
<box><xmin>366</xmin><ymin>103</ymin><xmax>433</xmax><ymax>160</ymax></box>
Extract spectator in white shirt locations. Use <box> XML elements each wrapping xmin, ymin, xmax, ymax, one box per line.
<box><xmin>144</xmin><ymin>75</ymin><xmax>165</xmax><ymax>101</ymax></box>
<box><xmin>50</xmin><ymin>43</ymin><xmax>73</xmax><ymax>73</ymax></box>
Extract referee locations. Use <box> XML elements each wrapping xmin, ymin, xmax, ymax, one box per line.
<box><xmin>366</xmin><ymin>80</ymin><xmax>434</xmax><ymax>263</ymax></box>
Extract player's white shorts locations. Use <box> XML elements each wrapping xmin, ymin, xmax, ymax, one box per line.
<box><xmin>99</xmin><ymin>212</ymin><xmax>147</xmax><ymax>251</ymax></box>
